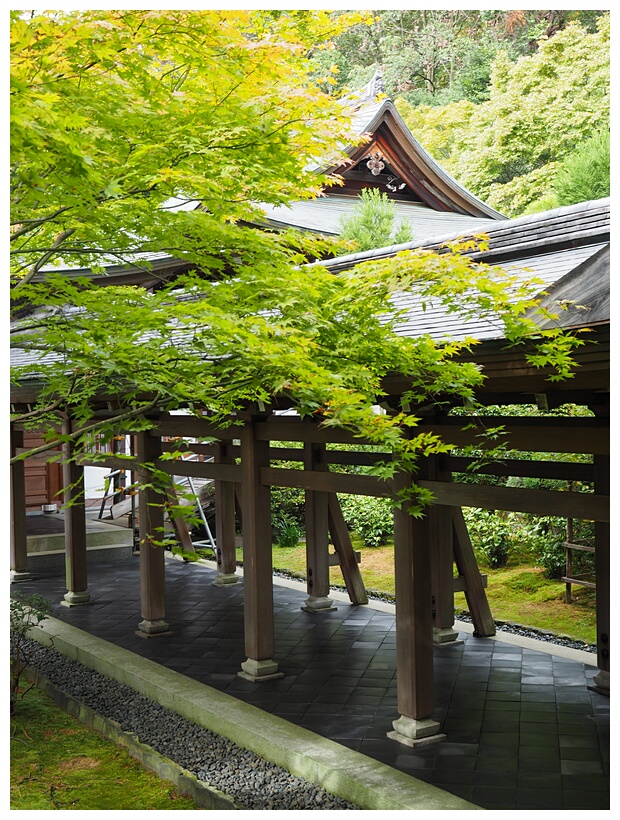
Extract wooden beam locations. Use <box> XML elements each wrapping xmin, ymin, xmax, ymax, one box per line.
<box><xmin>136</xmin><ymin>431</ymin><xmax>170</xmax><ymax>636</ymax></box>
<box><xmin>213</xmin><ymin>440</ymin><xmax>238</xmax><ymax>582</ymax></box>
<box><xmin>444</xmin><ymin>456</ymin><xmax>595</xmax><ymax>483</ymax></box>
<box><xmin>152</xmin><ymin>417</ymin><xmax>244</xmax><ymax>440</ymax></box>
<box><xmin>255</xmin><ymin>420</ymin><xmax>366</xmax><ymax>446</ymax></box>
<box><xmin>74</xmin><ymin>454</ymin><xmax>138</xmax><ymax>471</ymax></box>
<box><xmin>593</xmin><ymin>454</ymin><xmax>609</xmax><ymax>687</ymax></box>
<box><xmin>419</xmin><ymin>480</ymin><xmax>609</xmax><ymax>522</ymax></box>
<box><xmin>452</xmin><ymin>509</ymin><xmax>495</xmax><ymax>637</ymax></box>
<box><xmin>453</xmin><ymin>574</ymin><xmax>487</xmax><ymax>593</ymax></box>
<box><xmin>328</xmin><ymin>550</ymin><xmax>361</xmax><ymax>567</ymax></box>
<box><xmin>428</xmin><ymin>457</ymin><xmax>457</xmax><ymax>643</ymax></box>
<box><xmin>327</xmin><ymin>494</ymin><xmax>368</xmax><ymax>605</ymax></box>
<box><xmin>392</xmin><ymin>466</ymin><xmax>436</xmax><ymax>724</ymax></box>
<box><xmin>165</xmin><ymin>487</ymin><xmax>195</xmax><ymax>554</ymax></box>
<box><xmin>418</xmin><ymin>417</ymin><xmax>609</xmax><ymax>455</ymax></box>
<box><xmin>159</xmin><ymin>460</ymin><xmax>241</xmax><ymax>483</ymax></box>
<box><xmin>61</xmin><ymin>419</ymin><xmax>89</xmax><ymax>606</ymax></box>
<box><xmin>261</xmin><ymin>466</ymin><xmax>392</xmax><ymax>497</ymax></box>
<box><xmin>10</xmin><ymin>427</ymin><xmax>29</xmax><ymax>580</ymax></box>
<box><xmin>323</xmin><ymin>450</ymin><xmax>388</xmax><ymax>468</ymax></box>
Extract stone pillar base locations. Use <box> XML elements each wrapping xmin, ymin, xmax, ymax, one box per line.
<box><xmin>61</xmin><ymin>590</ymin><xmax>90</xmax><ymax>607</ymax></box>
<box><xmin>10</xmin><ymin>570</ymin><xmax>31</xmax><ymax>583</ymax></box>
<box><xmin>136</xmin><ymin>618</ymin><xmax>173</xmax><ymax>638</ymax></box>
<box><xmin>433</xmin><ymin>626</ymin><xmax>462</xmax><ymax>646</ymax></box>
<box><xmin>589</xmin><ymin>669</ymin><xmax>610</xmax><ymax>695</ymax></box>
<box><xmin>238</xmin><ymin>657</ymin><xmax>284</xmax><ymax>682</ymax></box>
<box><xmin>301</xmin><ymin>595</ymin><xmax>336</xmax><ymax>613</ymax></box>
<box><xmin>212</xmin><ymin>572</ymin><xmax>239</xmax><ymax>587</ymax></box>
<box><xmin>387</xmin><ymin>715</ymin><xmax>445</xmax><ymax>747</ymax></box>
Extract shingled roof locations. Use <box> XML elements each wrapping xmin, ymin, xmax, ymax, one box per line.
<box><xmin>312</xmin><ymin>197</ymin><xmax>610</xmax><ymax>342</ymax></box>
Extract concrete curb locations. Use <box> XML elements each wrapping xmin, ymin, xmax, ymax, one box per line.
<box><xmin>28</xmin><ymin>617</ymin><xmax>482</xmax><ymax>811</ymax></box>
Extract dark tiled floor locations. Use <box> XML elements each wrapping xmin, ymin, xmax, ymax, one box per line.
<box><xmin>14</xmin><ymin>556</ymin><xmax>610</xmax><ymax>811</ymax></box>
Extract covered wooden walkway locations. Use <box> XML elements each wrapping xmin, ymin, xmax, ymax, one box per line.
<box><xmin>13</xmin><ymin>553</ymin><xmax>609</xmax><ymax>810</ymax></box>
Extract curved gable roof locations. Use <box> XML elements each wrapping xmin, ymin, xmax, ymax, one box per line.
<box><xmin>320</xmin><ymin>82</ymin><xmax>505</xmax><ymax>220</ymax></box>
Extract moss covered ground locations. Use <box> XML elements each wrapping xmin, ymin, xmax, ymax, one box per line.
<box><xmin>10</xmin><ymin>683</ymin><xmax>203</xmax><ymax>811</ymax></box>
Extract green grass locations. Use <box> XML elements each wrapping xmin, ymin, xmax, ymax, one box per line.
<box><xmin>231</xmin><ymin>536</ymin><xmax>597</xmax><ymax>645</ymax></box>
<box><xmin>10</xmin><ymin>683</ymin><xmax>203</xmax><ymax>811</ymax></box>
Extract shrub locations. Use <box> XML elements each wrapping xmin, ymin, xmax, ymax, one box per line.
<box><xmin>273</xmin><ymin>515</ymin><xmax>303</xmax><ymax>548</ymax></box>
<box><xmin>463</xmin><ymin>508</ymin><xmax>514</xmax><ymax>568</ymax></box>
<box><xmin>339</xmin><ymin>188</ymin><xmax>413</xmax><ymax>251</ymax></box>
<box><xmin>553</xmin><ymin>130</ymin><xmax>610</xmax><ymax>206</ymax></box>
<box><xmin>10</xmin><ymin>593</ymin><xmax>53</xmax><ymax>715</ymax></box>
<box><xmin>338</xmin><ymin>494</ymin><xmax>393</xmax><ymax>547</ymax></box>
<box><xmin>270</xmin><ymin>485</ymin><xmax>305</xmax><ymax>528</ymax></box>
<box><xmin>522</xmin><ymin>515</ymin><xmax>595</xmax><ymax>580</ymax></box>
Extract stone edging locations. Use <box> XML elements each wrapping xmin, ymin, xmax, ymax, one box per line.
<box><xmin>27</xmin><ymin>615</ymin><xmax>481</xmax><ymax>811</ymax></box>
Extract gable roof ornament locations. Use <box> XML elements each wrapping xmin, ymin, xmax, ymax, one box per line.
<box><xmin>367</xmin><ymin>67</ymin><xmax>385</xmax><ymax>99</ymax></box>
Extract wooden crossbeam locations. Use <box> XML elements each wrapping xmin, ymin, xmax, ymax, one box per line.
<box><xmin>327</xmin><ymin>493</ymin><xmax>368</xmax><ymax>605</ymax></box>
<box><xmin>453</xmin><ymin>574</ymin><xmax>487</xmax><ymax>593</ymax></box>
<box><xmin>165</xmin><ymin>487</ymin><xmax>195</xmax><ymax>554</ymax></box>
<box><xmin>159</xmin><ymin>460</ymin><xmax>241</xmax><ymax>483</ymax></box>
<box><xmin>419</xmin><ymin>480</ymin><xmax>609</xmax><ymax>522</ymax></box>
<box><xmin>452</xmin><ymin>508</ymin><xmax>495</xmax><ymax>637</ymax></box>
<box><xmin>328</xmin><ymin>550</ymin><xmax>361</xmax><ymax>567</ymax></box>
<box><xmin>261</xmin><ymin>466</ymin><xmax>392</xmax><ymax>497</ymax></box>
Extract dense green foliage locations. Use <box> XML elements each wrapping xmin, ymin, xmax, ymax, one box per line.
<box><xmin>553</xmin><ymin>130</ymin><xmax>611</xmax><ymax>207</ymax></box>
<box><xmin>312</xmin><ymin>10</ymin><xmax>605</xmax><ymax>106</ymax></box>
<box><xmin>396</xmin><ymin>15</ymin><xmax>609</xmax><ymax>216</ymax></box>
<box><xmin>339</xmin><ymin>188</ymin><xmax>413</xmax><ymax>251</ymax></box>
<box><xmin>338</xmin><ymin>495</ymin><xmax>394</xmax><ymax>547</ymax></box>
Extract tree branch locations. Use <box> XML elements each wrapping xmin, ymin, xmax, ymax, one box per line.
<box><xmin>10</xmin><ymin>397</ymin><xmax>163</xmax><ymax>464</ymax></box>
<box><xmin>10</xmin><ymin>207</ymin><xmax>72</xmax><ymax>241</ymax></box>
<box><xmin>12</xmin><ymin>229</ymin><xmax>76</xmax><ymax>289</ymax></box>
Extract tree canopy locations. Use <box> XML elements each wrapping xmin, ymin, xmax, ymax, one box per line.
<box><xmin>311</xmin><ymin>10</ymin><xmax>607</xmax><ymax>106</ymax></box>
<box><xmin>10</xmin><ymin>10</ymin><xmax>585</xmax><ymax>510</ymax></box>
<box><xmin>10</xmin><ymin>9</ymin><xmax>360</xmax><ymax>287</ymax></box>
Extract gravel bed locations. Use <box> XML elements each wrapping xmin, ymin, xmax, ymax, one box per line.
<box><xmin>22</xmin><ymin>639</ymin><xmax>359</xmax><ymax>811</ymax></box>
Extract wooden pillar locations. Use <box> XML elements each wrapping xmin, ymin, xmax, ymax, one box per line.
<box><xmin>592</xmin><ymin>454</ymin><xmax>609</xmax><ymax>693</ymax></box>
<box><xmin>61</xmin><ymin>418</ymin><xmax>90</xmax><ymax>606</ymax></box>
<box><xmin>213</xmin><ymin>440</ymin><xmax>238</xmax><ymax>586</ymax></box>
<box><xmin>10</xmin><ymin>427</ymin><xmax>30</xmax><ymax>582</ymax></box>
<box><xmin>136</xmin><ymin>431</ymin><xmax>171</xmax><ymax>637</ymax></box>
<box><xmin>303</xmin><ymin>442</ymin><xmax>334</xmax><ymax>612</ymax></box>
<box><xmin>388</xmin><ymin>462</ymin><xmax>443</xmax><ymax>746</ymax></box>
<box><xmin>429</xmin><ymin>457</ymin><xmax>458</xmax><ymax>645</ymax></box>
<box><xmin>238</xmin><ymin>422</ymin><xmax>282</xmax><ymax>681</ymax></box>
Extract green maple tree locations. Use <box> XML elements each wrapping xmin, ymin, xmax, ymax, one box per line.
<box><xmin>10</xmin><ymin>10</ymin><xmax>584</xmax><ymax>512</ymax></box>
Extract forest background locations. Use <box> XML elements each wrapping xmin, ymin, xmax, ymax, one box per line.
<box><xmin>311</xmin><ymin>9</ymin><xmax>610</xmax><ymax>216</ymax></box>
